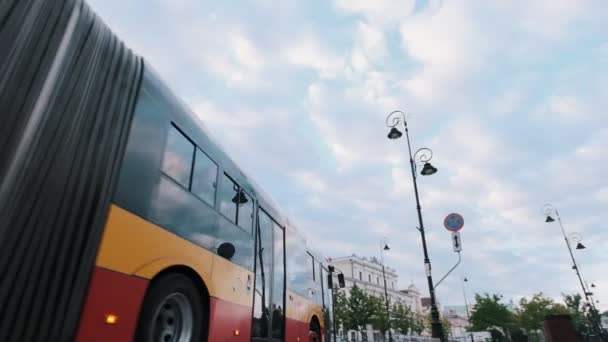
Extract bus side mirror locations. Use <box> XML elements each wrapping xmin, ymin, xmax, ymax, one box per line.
<box><xmin>217</xmin><ymin>242</ymin><xmax>236</xmax><ymax>260</ymax></box>
<box><xmin>338</xmin><ymin>273</ymin><xmax>345</xmax><ymax>288</ymax></box>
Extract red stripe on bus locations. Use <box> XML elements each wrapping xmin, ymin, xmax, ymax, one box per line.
<box><xmin>285</xmin><ymin>317</ymin><xmax>312</xmax><ymax>342</ymax></box>
<box><xmin>75</xmin><ymin>267</ymin><xmax>148</xmax><ymax>342</ymax></box>
<box><xmin>207</xmin><ymin>296</ymin><xmax>252</xmax><ymax>341</ymax></box>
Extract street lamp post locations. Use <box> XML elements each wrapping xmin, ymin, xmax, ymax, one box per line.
<box><xmin>386</xmin><ymin>110</ymin><xmax>444</xmax><ymax>341</ymax></box>
<box><xmin>542</xmin><ymin>205</ymin><xmax>590</xmax><ymax>304</ymax></box>
<box><xmin>462</xmin><ymin>277</ymin><xmax>474</xmax><ymax>342</ymax></box>
<box><xmin>380</xmin><ymin>241</ymin><xmax>393</xmax><ymax>342</ymax></box>
<box><xmin>543</xmin><ymin>205</ymin><xmax>606</xmax><ymax>339</ymax></box>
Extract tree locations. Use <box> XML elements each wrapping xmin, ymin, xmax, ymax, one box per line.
<box><xmin>518</xmin><ymin>292</ymin><xmax>569</xmax><ymax>341</ymax></box>
<box><xmin>334</xmin><ymin>285</ymin><xmax>376</xmax><ymax>341</ymax></box>
<box><xmin>391</xmin><ymin>302</ymin><xmax>413</xmax><ymax>335</ymax></box>
<box><xmin>470</xmin><ymin>293</ymin><xmax>517</xmax><ymax>338</ymax></box>
<box><xmin>563</xmin><ymin>293</ymin><xmax>590</xmax><ymax>335</ymax></box>
<box><xmin>410</xmin><ymin>313</ymin><xmax>427</xmax><ymax>335</ymax></box>
<box><xmin>441</xmin><ymin>318</ymin><xmax>452</xmax><ymax>338</ymax></box>
<box><xmin>334</xmin><ymin>286</ymin><xmax>349</xmax><ymax>331</ymax></box>
<box><xmin>369</xmin><ymin>295</ymin><xmax>390</xmax><ymax>337</ymax></box>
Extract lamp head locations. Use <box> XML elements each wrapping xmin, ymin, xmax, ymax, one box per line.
<box><xmin>387</xmin><ymin>127</ymin><xmax>403</xmax><ymax>140</ymax></box>
<box><xmin>420</xmin><ymin>162</ymin><xmax>438</xmax><ymax>176</ymax></box>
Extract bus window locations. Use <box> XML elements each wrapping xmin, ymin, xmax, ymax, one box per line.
<box><xmin>237</xmin><ymin>191</ymin><xmax>253</xmax><ymax>232</ymax></box>
<box><xmin>191</xmin><ymin>148</ymin><xmax>218</xmax><ymax>206</ymax></box>
<box><xmin>252</xmin><ymin>210</ymin><xmax>273</xmax><ymax>338</ymax></box>
<box><xmin>161</xmin><ymin>125</ymin><xmax>194</xmax><ymax>188</ymax></box>
<box><xmin>219</xmin><ymin>174</ymin><xmax>238</xmax><ymax>222</ymax></box>
<box><xmin>219</xmin><ymin>173</ymin><xmax>254</xmax><ymax>233</ymax></box>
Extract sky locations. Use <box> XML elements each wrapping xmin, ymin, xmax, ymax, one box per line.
<box><xmin>88</xmin><ymin>0</ymin><xmax>608</xmax><ymax>311</ymax></box>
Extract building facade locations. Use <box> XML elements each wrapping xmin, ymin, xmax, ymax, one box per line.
<box><xmin>444</xmin><ymin>309</ymin><xmax>470</xmax><ymax>339</ymax></box>
<box><xmin>331</xmin><ymin>254</ymin><xmax>423</xmax><ymax>341</ymax></box>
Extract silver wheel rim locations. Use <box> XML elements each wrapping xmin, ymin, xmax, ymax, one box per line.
<box><xmin>151</xmin><ymin>292</ymin><xmax>193</xmax><ymax>342</ymax></box>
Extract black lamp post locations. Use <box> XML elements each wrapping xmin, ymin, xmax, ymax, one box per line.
<box><xmin>380</xmin><ymin>241</ymin><xmax>393</xmax><ymax>342</ymax></box>
<box><xmin>462</xmin><ymin>277</ymin><xmax>474</xmax><ymax>342</ymax></box>
<box><xmin>543</xmin><ymin>205</ymin><xmax>589</xmax><ymax>300</ymax></box>
<box><xmin>543</xmin><ymin>205</ymin><xmax>606</xmax><ymax>338</ymax></box>
<box><xmin>386</xmin><ymin>110</ymin><xmax>444</xmax><ymax>341</ymax></box>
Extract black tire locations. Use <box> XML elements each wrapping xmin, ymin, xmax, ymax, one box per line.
<box><xmin>135</xmin><ymin>273</ymin><xmax>205</xmax><ymax>342</ymax></box>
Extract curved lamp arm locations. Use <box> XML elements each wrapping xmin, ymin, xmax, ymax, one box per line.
<box><xmin>385</xmin><ymin>110</ymin><xmax>408</xmax><ymax>128</ymax></box>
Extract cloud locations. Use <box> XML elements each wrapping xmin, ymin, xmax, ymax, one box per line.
<box><xmin>399</xmin><ymin>2</ymin><xmax>489</xmax><ymax>103</ymax></box>
<box><xmin>349</xmin><ymin>21</ymin><xmax>387</xmax><ymax>73</ymax></box>
<box><xmin>88</xmin><ymin>0</ymin><xmax>608</xmax><ymax>312</ymax></box>
<box><xmin>282</xmin><ymin>34</ymin><xmax>345</xmax><ymax>79</ymax></box>
<box><xmin>333</xmin><ymin>0</ymin><xmax>416</xmax><ymax>26</ymax></box>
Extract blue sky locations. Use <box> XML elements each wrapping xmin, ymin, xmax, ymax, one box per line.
<box><xmin>88</xmin><ymin>0</ymin><xmax>608</xmax><ymax>310</ymax></box>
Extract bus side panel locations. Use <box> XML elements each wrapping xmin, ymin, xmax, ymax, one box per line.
<box><xmin>0</xmin><ymin>1</ymin><xmax>142</xmax><ymax>341</ymax></box>
<box><xmin>93</xmin><ymin>204</ymin><xmax>255</xmax><ymax>338</ymax></box>
<box><xmin>74</xmin><ymin>267</ymin><xmax>148</xmax><ymax>342</ymax></box>
<box><xmin>208</xmin><ymin>297</ymin><xmax>252</xmax><ymax>341</ymax></box>
<box><xmin>285</xmin><ymin>318</ymin><xmax>309</xmax><ymax>342</ymax></box>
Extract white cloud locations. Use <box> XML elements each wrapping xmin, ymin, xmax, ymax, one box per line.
<box><xmin>536</xmin><ymin>95</ymin><xmax>586</xmax><ymax>121</ymax></box>
<box><xmin>88</xmin><ymin>0</ymin><xmax>608</xmax><ymax>312</ymax></box>
<box><xmin>292</xmin><ymin>170</ymin><xmax>328</xmax><ymax>194</ymax></box>
<box><xmin>333</xmin><ymin>0</ymin><xmax>416</xmax><ymax>26</ymax></box>
<box><xmin>282</xmin><ymin>34</ymin><xmax>345</xmax><ymax>79</ymax></box>
<box><xmin>399</xmin><ymin>2</ymin><xmax>489</xmax><ymax>102</ymax></box>
<box><xmin>349</xmin><ymin>21</ymin><xmax>387</xmax><ymax>73</ymax></box>
<box><xmin>518</xmin><ymin>0</ymin><xmax>589</xmax><ymax>38</ymax></box>
<box><xmin>490</xmin><ymin>90</ymin><xmax>523</xmax><ymax>118</ymax></box>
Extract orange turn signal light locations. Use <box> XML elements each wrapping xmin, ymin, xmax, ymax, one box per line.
<box><xmin>105</xmin><ymin>314</ymin><xmax>118</xmax><ymax>324</ymax></box>
<box><xmin>234</xmin><ymin>329</ymin><xmax>240</xmax><ymax>336</ymax></box>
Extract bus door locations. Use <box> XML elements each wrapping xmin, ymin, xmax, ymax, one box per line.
<box><xmin>252</xmin><ymin>209</ymin><xmax>286</xmax><ymax>342</ymax></box>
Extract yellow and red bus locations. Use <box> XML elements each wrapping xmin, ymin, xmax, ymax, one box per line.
<box><xmin>0</xmin><ymin>1</ymin><xmax>340</xmax><ymax>341</ymax></box>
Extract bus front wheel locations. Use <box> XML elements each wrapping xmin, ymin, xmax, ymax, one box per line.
<box><xmin>136</xmin><ymin>273</ymin><xmax>205</xmax><ymax>342</ymax></box>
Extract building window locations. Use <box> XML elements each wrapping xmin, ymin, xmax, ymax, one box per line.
<box><xmin>359</xmin><ymin>271</ymin><xmax>362</xmax><ymax>281</ymax></box>
<box><xmin>368</xmin><ymin>274</ymin><xmax>371</xmax><ymax>282</ymax></box>
<box><xmin>362</xmin><ymin>331</ymin><xmax>368</xmax><ymax>341</ymax></box>
<box><xmin>351</xmin><ymin>331</ymin><xmax>356</xmax><ymax>341</ymax></box>
<box><xmin>392</xmin><ymin>281</ymin><xmax>394</xmax><ymax>289</ymax></box>
<box><xmin>377</xmin><ymin>277</ymin><xmax>380</xmax><ymax>285</ymax></box>
<box><xmin>191</xmin><ymin>148</ymin><xmax>218</xmax><ymax>206</ymax></box>
<box><xmin>162</xmin><ymin>125</ymin><xmax>194</xmax><ymax>188</ymax></box>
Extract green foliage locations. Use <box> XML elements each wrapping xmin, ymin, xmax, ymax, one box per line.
<box><xmin>333</xmin><ymin>286</ymin><xmax>349</xmax><ymax>330</ymax></box>
<box><xmin>441</xmin><ymin>318</ymin><xmax>451</xmax><ymax>338</ymax></box>
<box><xmin>410</xmin><ymin>313</ymin><xmax>427</xmax><ymax>335</ymax></box>
<box><xmin>333</xmin><ymin>285</ymin><xmax>377</xmax><ymax>339</ymax></box>
<box><xmin>390</xmin><ymin>302</ymin><xmax>413</xmax><ymax>335</ymax></box>
<box><xmin>563</xmin><ymin>293</ymin><xmax>590</xmax><ymax>334</ymax></box>
<box><xmin>470</xmin><ymin>293</ymin><xmax>517</xmax><ymax>333</ymax></box>
<box><xmin>518</xmin><ymin>292</ymin><xmax>569</xmax><ymax>335</ymax></box>
<box><xmin>369</xmin><ymin>295</ymin><xmax>390</xmax><ymax>334</ymax></box>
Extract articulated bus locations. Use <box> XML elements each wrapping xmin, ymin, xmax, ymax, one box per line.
<box><xmin>0</xmin><ymin>1</ymin><xmax>341</xmax><ymax>341</ymax></box>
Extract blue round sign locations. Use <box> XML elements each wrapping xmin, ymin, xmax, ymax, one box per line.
<box><xmin>444</xmin><ymin>213</ymin><xmax>464</xmax><ymax>232</ymax></box>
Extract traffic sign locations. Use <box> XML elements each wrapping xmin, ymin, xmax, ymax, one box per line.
<box><xmin>444</xmin><ymin>213</ymin><xmax>464</xmax><ymax>232</ymax></box>
<box><xmin>452</xmin><ymin>232</ymin><xmax>462</xmax><ymax>252</ymax></box>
